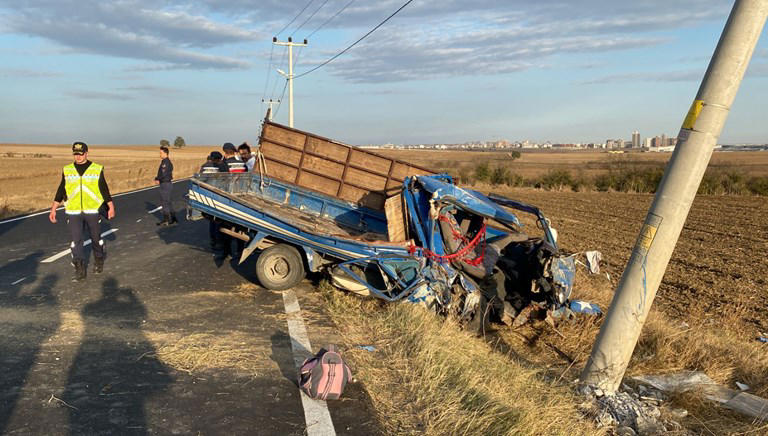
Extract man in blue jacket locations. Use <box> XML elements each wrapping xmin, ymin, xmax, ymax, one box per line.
<box><xmin>154</xmin><ymin>146</ymin><xmax>177</xmax><ymax>226</ymax></box>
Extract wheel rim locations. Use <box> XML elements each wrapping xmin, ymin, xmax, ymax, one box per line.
<box><xmin>264</xmin><ymin>256</ymin><xmax>291</xmax><ymax>283</ymax></box>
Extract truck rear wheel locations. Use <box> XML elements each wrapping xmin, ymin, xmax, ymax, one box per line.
<box><xmin>256</xmin><ymin>244</ymin><xmax>305</xmax><ymax>290</ymax></box>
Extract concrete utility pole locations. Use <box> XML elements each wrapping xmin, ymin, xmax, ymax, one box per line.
<box><xmin>262</xmin><ymin>99</ymin><xmax>280</xmax><ymax>121</ymax></box>
<box><xmin>580</xmin><ymin>0</ymin><xmax>768</xmax><ymax>393</ymax></box>
<box><xmin>273</xmin><ymin>37</ymin><xmax>308</xmax><ymax>128</ymax></box>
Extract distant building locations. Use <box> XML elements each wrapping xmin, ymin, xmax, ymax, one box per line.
<box><xmin>644</xmin><ymin>137</ymin><xmax>653</xmax><ymax>148</ymax></box>
<box><xmin>632</xmin><ymin>131</ymin><xmax>640</xmax><ymax>148</ymax></box>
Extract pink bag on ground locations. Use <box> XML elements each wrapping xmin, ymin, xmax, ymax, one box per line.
<box><xmin>298</xmin><ymin>345</ymin><xmax>352</xmax><ymax>400</ymax></box>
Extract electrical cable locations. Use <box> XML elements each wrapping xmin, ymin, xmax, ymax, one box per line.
<box><xmin>275</xmin><ymin>0</ymin><xmax>316</xmax><ymax>36</ymax></box>
<box><xmin>294</xmin><ymin>0</ymin><xmax>413</xmax><ymax>79</ymax></box>
<box><xmin>273</xmin><ymin>79</ymin><xmax>289</xmax><ymax>118</ymax></box>
<box><xmin>291</xmin><ymin>0</ymin><xmax>330</xmax><ymax>37</ymax></box>
<box><xmin>307</xmin><ymin>0</ymin><xmax>355</xmax><ymax>38</ymax></box>
<box><xmin>261</xmin><ymin>43</ymin><xmax>275</xmax><ymax>101</ymax></box>
<box><xmin>269</xmin><ymin>46</ymin><xmax>288</xmax><ymax>100</ymax></box>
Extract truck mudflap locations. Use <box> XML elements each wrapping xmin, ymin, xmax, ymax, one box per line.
<box><xmin>328</xmin><ymin>174</ymin><xmax>601</xmax><ymax>332</ymax></box>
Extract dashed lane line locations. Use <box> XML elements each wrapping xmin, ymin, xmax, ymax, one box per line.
<box><xmin>11</xmin><ymin>277</ymin><xmax>26</xmax><ymax>285</ymax></box>
<box><xmin>148</xmin><ymin>206</ymin><xmax>162</xmax><ymax>214</ymax></box>
<box><xmin>40</xmin><ymin>229</ymin><xmax>119</xmax><ymax>264</ymax></box>
<box><xmin>282</xmin><ymin>289</ymin><xmax>336</xmax><ymax>436</ymax></box>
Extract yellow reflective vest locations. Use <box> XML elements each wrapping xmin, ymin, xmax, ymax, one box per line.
<box><xmin>63</xmin><ymin>163</ymin><xmax>104</xmax><ymax>214</ymax></box>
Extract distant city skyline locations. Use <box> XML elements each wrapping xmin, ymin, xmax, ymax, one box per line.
<box><xmin>1</xmin><ymin>1</ymin><xmax>767</xmax><ymax>146</ymax></box>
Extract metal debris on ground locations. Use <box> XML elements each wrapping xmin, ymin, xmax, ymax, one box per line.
<box><xmin>632</xmin><ymin>371</ymin><xmax>768</xmax><ymax>422</ymax></box>
<box><xmin>578</xmin><ymin>384</ymin><xmax>672</xmax><ymax>435</ymax></box>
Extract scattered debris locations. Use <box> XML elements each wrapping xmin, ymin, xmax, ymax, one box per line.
<box><xmin>758</xmin><ymin>336</ymin><xmax>768</xmax><ymax>343</ymax></box>
<box><xmin>578</xmin><ymin>385</ymin><xmax>669</xmax><ymax>435</ymax></box>
<box><xmin>736</xmin><ymin>382</ymin><xmax>750</xmax><ymax>391</ymax></box>
<box><xmin>356</xmin><ymin>345</ymin><xmax>376</xmax><ymax>352</ymax></box>
<box><xmin>584</xmin><ymin>250</ymin><xmax>602</xmax><ymax>274</ymax></box>
<box><xmin>570</xmin><ymin>300</ymin><xmax>602</xmax><ymax>315</ymax></box>
<box><xmin>633</xmin><ymin>371</ymin><xmax>768</xmax><ymax>422</ymax></box>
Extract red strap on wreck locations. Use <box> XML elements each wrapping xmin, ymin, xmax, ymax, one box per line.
<box><xmin>409</xmin><ymin>222</ymin><xmax>487</xmax><ymax>266</ymax></box>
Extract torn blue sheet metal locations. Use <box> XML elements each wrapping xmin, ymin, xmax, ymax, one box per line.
<box><xmin>414</xmin><ymin>175</ymin><xmax>522</xmax><ymax>228</ymax></box>
<box><xmin>570</xmin><ymin>300</ymin><xmax>602</xmax><ymax>315</ymax></box>
<box><xmin>551</xmin><ymin>255</ymin><xmax>576</xmax><ymax>304</ymax></box>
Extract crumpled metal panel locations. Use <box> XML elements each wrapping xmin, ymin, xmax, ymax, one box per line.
<box><xmin>551</xmin><ymin>255</ymin><xmax>576</xmax><ymax>303</ymax></box>
<box><xmin>416</xmin><ymin>176</ymin><xmax>522</xmax><ymax>227</ymax></box>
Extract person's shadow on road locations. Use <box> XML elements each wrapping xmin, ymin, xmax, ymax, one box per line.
<box><xmin>62</xmin><ymin>277</ymin><xmax>172</xmax><ymax>435</ymax></box>
<box><xmin>0</xmin><ymin>260</ymin><xmax>60</xmax><ymax>434</ymax></box>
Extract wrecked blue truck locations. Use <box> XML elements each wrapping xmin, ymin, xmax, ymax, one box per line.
<box><xmin>187</xmin><ymin>120</ymin><xmax>595</xmax><ymax>332</ymax></box>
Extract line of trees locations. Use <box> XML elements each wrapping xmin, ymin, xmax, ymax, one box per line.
<box><xmin>159</xmin><ymin>137</ymin><xmax>186</xmax><ymax>148</ymax></box>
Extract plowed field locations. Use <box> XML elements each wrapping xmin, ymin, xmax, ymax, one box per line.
<box><xmin>494</xmin><ymin>188</ymin><xmax>768</xmax><ymax>334</ymax></box>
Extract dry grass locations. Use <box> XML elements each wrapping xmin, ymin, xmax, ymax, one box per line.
<box><xmin>505</xmin><ymin>269</ymin><xmax>768</xmax><ymax>434</ymax></box>
<box><xmin>318</xmin><ymin>266</ymin><xmax>768</xmax><ymax>435</ymax></box>
<box><xmin>0</xmin><ymin>143</ymin><xmax>212</xmax><ymax>218</ymax></box>
<box><xmin>150</xmin><ymin>332</ymin><xmax>268</xmax><ymax>376</ymax></box>
<box><xmin>319</xmin><ymin>281</ymin><xmax>604</xmax><ymax>436</ymax></box>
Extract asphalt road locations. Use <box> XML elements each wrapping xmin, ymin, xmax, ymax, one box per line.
<box><xmin>0</xmin><ymin>181</ymin><xmax>379</xmax><ymax>435</ymax></box>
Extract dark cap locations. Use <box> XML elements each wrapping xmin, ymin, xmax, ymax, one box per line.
<box><xmin>72</xmin><ymin>141</ymin><xmax>88</xmax><ymax>155</ymax></box>
<box><xmin>222</xmin><ymin>142</ymin><xmax>236</xmax><ymax>152</ymax></box>
<box><xmin>209</xmin><ymin>151</ymin><xmax>223</xmax><ymax>160</ymax></box>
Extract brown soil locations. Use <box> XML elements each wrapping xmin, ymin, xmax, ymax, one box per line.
<box><xmin>491</xmin><ymin>188</ymin><xmax>768</xmax><ymax>334</ymax></box>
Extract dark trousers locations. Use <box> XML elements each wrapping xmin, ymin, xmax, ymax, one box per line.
<box><xmin>67</xmin><ymin>213</ymin><xmax>104</xmax><ymax>262</ymax></box>
<box><xmin>159</xmin><ymin>182</ymin><xmax>173</xmax><ymax>214</ymax></box>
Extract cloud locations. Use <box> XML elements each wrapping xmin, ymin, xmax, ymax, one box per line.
<box><xmin>64</xmin><ymin>90</ymin><xmax>132</xmax><ymax>100</ymax></box>
<box><xmin>287</xmin><ymin>2</ymin><xmax>727</xmax><ymax>83</ymax></box>
<box><xmin>0</xmin><ymin>0</ymin><xmax>733</xmax><ymax>79</ymax></box>
<box><xmin>0</xmin><ymin>0</ymin><xmax>260</xmax><ymax>70</ymax></box>
<box><xmin>0</xmin><ymin>68</ymin><xmax>63</xmax><ymax>78</ymax></box>
<box><xmin>304</xmin><ymin>27</ymin><xmax>668</xmax><ymax>83</ymax></box>
<box><xmin>579</xmin><ymin>70</ymin><xmax>702</xmax><ymax>85</ymax></box>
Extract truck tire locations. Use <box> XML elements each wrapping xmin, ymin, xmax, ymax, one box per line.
<box><xmin>256</xmin><ymin>244</ymin><xmax>305</xmax><ymax>290</ymax></box>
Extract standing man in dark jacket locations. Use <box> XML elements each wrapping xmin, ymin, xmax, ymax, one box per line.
<box><xmin>49</xmin><ymin>141</ymin><xmax>115</xmax><ymax>281</ymax></box>
<box><xmin>154</xmin><ymin>146</ymin><xmax>177</xmax><ymax>226</ymax></box>
<box><xmin>222</xmin><ymin>142</ymin><xmax>246</xmax><ymax>172</ymax></box>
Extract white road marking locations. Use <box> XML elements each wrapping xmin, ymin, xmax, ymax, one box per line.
<box><xmin>148</xmin><ymin>206</ymin><xmax>162</xmax><ymax>214</ymax></box>
<box><xmin>40</xmin><ymin>229</ymin><xmax>119</xmax><ymax>263</ymax></box>
<box><xmin>11</xmin><ymin>277</ymin><xmax>26</xmax><ymax>285</ymax></box>
<box><xmin>136</xmin><ymin>219</ymin><xmax>142</xmax><ymax>223</ymax></box>
<box><xmin>282</xmin><ymin>289</ymin><xmax>336</xmax><ymax>436</ymax></box>
<box><xmin>0</xmin><ymin>178</ymin><xmax>189</xmax><ymax>225</ymax></box>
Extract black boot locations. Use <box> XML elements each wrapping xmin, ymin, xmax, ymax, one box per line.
<box><xmin>72</xmin><ymin>260</ymin><xmax>86</xmax><ymax>282</ymax></box>
<box><xmin>157</xmin><ymin>213</ymin><xmax>170</xmax><ymax>226</ymax></box>
<box><xmin>169</xmin><ymin>213</ymin><xmax>178</xmax><ymax>225</ymax></box>
<box><xmin>93</xmin><ymin>256</ymin><xmax>104</xmax><ymax>274</ymax></box>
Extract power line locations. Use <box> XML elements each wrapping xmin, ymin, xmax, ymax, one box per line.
<box><xmin>275</xmin><ymin>0</ymin><xmax>316</xmax><ymax>36</ymax></box>
<box><xmin>291</xmin><ymin>0</ymin><xmax>331</xmax><ymax>37</ymax></box>
<box><xmin>307</xmin><ymin>0</ymin><xmax>356</xmax><ymax>38</ymax></box>
<box><xmin>273</xmin><ymin>79</ymin><xmax>289</xmax><ymax>118</ymax></box>
<box><xmin>261</xmin><ymin>43</ymin><xmax>275</xmax><ymax>101</ymax></box>
<box><xmin>269</xmin><ymin>46</ymin><xmax>289</xmax><ymax>100</ymax></box>
<box><xmin>295</xmin><ymin>0</ymin><xmax>414</xmax><ymax>79</ymax></box>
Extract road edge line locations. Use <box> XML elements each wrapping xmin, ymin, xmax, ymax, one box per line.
<box><xmin>282</xmin><ymin>289</ymin><xmax>336</xmax><ymax>436</ymax></box>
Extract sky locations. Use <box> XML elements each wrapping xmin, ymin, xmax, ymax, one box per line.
<box><xmin>1</xmin><ymin>0</ymin><xmax>766</xmax><ymax>146</ymax></box>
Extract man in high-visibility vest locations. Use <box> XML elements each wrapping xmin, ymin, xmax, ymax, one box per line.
<box><xmin>49</xmin><ymin>142</ymin><xmax>116</xmax><ymax>281</ymax></box>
